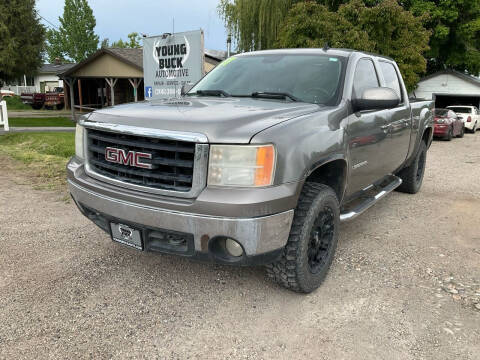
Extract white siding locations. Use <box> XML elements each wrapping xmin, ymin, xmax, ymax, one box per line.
<box><xmin>34</xmin><ymin>73</ymin><xmax>63</xmax><ymax>92</ymax></box>
<box><xmin>414</xmin><ymin>73</ymin><xmax>480</xmax><ymax>100</ymax></box>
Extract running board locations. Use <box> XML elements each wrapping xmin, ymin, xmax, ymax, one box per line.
<box><xmin>340</xmin><ymin>175</ymin><xmax>402</xmax><ymax>222</ymax></box>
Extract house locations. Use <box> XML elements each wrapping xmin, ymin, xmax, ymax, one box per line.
<box><xmin>58</xmin><ymin>47</ymin><xmax>226</xmax><ymax>113</ymax></box>
<box><xmin>414</xmin><ymin>70</ymin><xmax>480</xmax><ymax>108</ymax></box>
<box><xmin>34</xmin><ymin>63</ymin><xmax>76</xmax><ymax>92</ymax></box>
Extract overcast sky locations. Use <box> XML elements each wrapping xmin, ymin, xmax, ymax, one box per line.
<box><xmin>36</xmin><ymin>0</ymin><xmax>228</xmax><ymax>51</ymax></box>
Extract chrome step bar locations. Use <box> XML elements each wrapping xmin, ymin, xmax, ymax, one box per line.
<box><xmin>340</xmin><ymin>175</ymin><xmax>402</xmax><ymax>222</ymax></box>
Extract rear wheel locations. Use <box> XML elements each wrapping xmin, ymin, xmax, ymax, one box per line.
<box><xmin>396</xmin><ymin>141</ymin><xmax>427</xmax><ymax>194</ymax></box>
<box><xmin>446</xmin><ymin>126</ymin><xmax>453</xmax><ymax>141</ymax></box>
<box><xmin>266</xmin><ymin>183</ymin><xmax>339</xmax><ymax>293</ymax></box>
<box><xmin>56</xmin><ymin>103</ymin><xmax>64</xmax><ymax>110</ymax></box>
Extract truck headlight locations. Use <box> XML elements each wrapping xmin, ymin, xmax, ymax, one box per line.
<box><xmin>75</xmin><ymin>124</ymin><xmax>84</xmax><ymax>159</ymax></box>
<box><xmin>208</xmin><ymin>144</ymin><xmax>275</xmax><ymax>187</ymax></box>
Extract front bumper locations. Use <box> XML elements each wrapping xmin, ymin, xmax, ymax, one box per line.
<box><xmin>68</xmin><ymin>158</ymin><xmax>298</xmax><ymax>265</ymax></box>
<box><xmin>464</xmin><ymin>121</ymin><xmax>475</xmax><ymax>131</ymax></box>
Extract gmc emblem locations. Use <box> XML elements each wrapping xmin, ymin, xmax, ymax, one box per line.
<box><xmin>105</xmin><ymin>147</ymin><xmax>152</xmax><ymax>169</ymax></box>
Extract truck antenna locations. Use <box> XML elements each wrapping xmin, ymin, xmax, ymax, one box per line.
<box><xmin>323</xmin><ymin>43</ymin><xmax>329</xmax><ymax>51</ymax></box>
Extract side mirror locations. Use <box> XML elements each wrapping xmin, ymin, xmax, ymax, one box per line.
<box><xmin>181</xmin><ymin>83</ymin><xmax>194</xmax><ymax>96</ymax></box>
<box><xmin>352</xmin><ymin>87</ymin><xmax>400</xmax><ymax>112</ymax></box>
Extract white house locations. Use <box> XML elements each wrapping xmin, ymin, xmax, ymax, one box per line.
<box><xmin>0</xmin><ymin>62</ymin><xmax>75</xmax><ymax>95</ymax></box>
<box><xmin>33</xmin><ymin>63</ymin><xmax>76</xmax><ymax>93</ymax></box>
<box><xmin>413</xmin><ymin>70</ymin><xmax>480</xmax><ymax>109</ymax></box>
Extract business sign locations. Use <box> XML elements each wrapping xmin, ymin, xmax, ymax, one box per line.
<box><xmin>143</xmin><ymin>30</ymin><xmax>204</xmax><ymax>99</ymax></box>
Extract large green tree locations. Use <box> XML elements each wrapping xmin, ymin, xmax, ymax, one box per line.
<box><xmin>111</xmin><ymin>32</ymin><xmax>142</xmax><ymax>48</ymax></box>
<box><xmin>405</xmin><ymin>0</ymin><xmax>480</xmax><ymax>75</ymax></box>
<box><xmin>276</xmin><ymin>0</ymin><xmax>431</xmax><ymax>91</ymax></box>
<box><xmin>45</xmin><ymin>0</ymin><xmax>99</xmax><ymax>63</ymax></box>
<box><xmin>0</xmin><ymin>0</ymin><xmax>45</xmax><ymax>82</ymax></box>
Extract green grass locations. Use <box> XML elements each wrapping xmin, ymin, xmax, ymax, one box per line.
<box><xmin>7</xmin><ymin>117</ymin><xmax>75</xmax><ymax>127</ymax></box>
<box><xmin>0</xmin><ymin>132</ymin><xmax>75</xmax><ymax>190</ymax></box>
<box><xmin>3</xmin><ymin>95</ymin><xmax>31</xmax><ymax>110</ymax></box>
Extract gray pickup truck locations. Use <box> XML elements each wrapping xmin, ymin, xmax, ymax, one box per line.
<box><xmin>68</xmin><ymin>48</ymin><xmax>433</xmax><ymax>293</ymax></box>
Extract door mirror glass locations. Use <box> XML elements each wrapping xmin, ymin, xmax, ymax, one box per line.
<box><xmin>352</xmin><ymin>87</ymin><xmax>400</xmax><ymax>112</ymax></box>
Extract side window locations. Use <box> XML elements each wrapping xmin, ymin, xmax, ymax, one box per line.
<box><xmin>379</xmin><ymin>61</ymin><xmax>402</xmax><ymax>101</ymax></box>
<box><xmin>353</xmin><ymin>59</ymin><xmax>379</xmax><ymax>99</ymax></box>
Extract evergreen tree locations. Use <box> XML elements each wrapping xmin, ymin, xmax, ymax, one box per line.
<box><xmin>0</xmin><ymin>0</ymin><xmax>45</xmax><ymax>81</ymax></box>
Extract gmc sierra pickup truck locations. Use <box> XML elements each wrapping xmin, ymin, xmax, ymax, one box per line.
<box><xmin>68</xmin><ymin>49</ymin><xmax>433</xmax><ymax>293</ymax></box>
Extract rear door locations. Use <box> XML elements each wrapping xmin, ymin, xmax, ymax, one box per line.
<box><xmin>346</xmin><ymin>58</ymin><xmax>390</xmax><ymax>194</ymax></box>
<box><xmin>378</xmin><ymin>60</ymin><xmax>411</xmax><ymax>173</ymax></box>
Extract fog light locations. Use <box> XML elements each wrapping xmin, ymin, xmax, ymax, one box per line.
<box><xmin>225</xmin><ymin>238</ymin><xmax>243</xmax><ymax>257</ymax></box>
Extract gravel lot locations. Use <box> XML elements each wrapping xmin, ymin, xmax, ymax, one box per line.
<box><xmin>1</xmin><ymin>133</ymin><xmax>479</xmax><ymax>359</ymax></box>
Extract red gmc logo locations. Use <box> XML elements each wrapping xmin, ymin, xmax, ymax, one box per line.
<box><xmin>105</xmin><ymin>147</ymin><xmax>152</xmax><ymax>169</ymax></box>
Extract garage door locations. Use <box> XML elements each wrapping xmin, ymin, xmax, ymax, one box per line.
<box><xmin>435</xmin><ymin>94</ymin><xmax>480</xmax><ymax>109</ymax></box>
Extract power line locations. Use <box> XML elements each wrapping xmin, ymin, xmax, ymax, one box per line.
<box><xmin>35</xmin><ymin>10</ymin><xmax>59</xmax><ymax>30</ymax></box>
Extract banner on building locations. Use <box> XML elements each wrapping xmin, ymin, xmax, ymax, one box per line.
<box><xmin>143</xmin><ymin>30</ymin><xmax>204</xmax><ymax>99</ymax></box>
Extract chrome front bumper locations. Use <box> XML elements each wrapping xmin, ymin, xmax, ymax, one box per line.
<box><xmin>68</xmin><ymin>179</ymin><xmax>294</xmax><ymax>259</ymax></box>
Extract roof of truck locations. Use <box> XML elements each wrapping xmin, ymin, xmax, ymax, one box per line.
<box><xmin>236</xmin><ymin>48</ymin><xmax>395</xmax><ymax>61</ymax></box>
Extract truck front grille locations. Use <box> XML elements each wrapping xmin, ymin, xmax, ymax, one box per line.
<box><xmin>86</xmin><ymin>129</ymin><xmax>196</xmax><ymax>192</ymax></box>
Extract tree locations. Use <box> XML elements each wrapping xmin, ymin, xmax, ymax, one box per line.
<box><xmin>45</xmin><ymin>0</ymin><xmax>99</xmax><ymax>63</ymax></box>
<box><xmin>0</xmin><ymin>0</ymin><xmax>45</xmax><ymax>81</ymax></box>
<box><xmin>110</xmin><ymin>32</ymin><xmax>142</xmax><ymax>48</ymax></box>
<box><xmin>276</xmin><ymin>0</ymin><xmax>431</xmax><ymax>91</ymax></box>
<box><xmin>405</xmin><ymin>0</ymin><xmax>480</xmax><ymax>75</ymax></box>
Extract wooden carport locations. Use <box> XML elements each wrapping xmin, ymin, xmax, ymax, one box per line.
<box><xmin>58</xmin><ymin>48</ymin><xmax>144</xmax><ymax>119</ymax></box>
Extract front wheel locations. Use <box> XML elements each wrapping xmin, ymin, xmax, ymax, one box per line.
<box><xmin>446</xmin><ymin>126</ymin><xmax>453</xmax><ymax>141</ymax></box>
<box><xmin>266</xmin><ymin>183</ymin><xmax>339</xmax><ymax>293</ymax></box>
<box><xmin>458</xmin><ymin>126</ymin><xmax>465</xmax><ymax>138</ymax></box>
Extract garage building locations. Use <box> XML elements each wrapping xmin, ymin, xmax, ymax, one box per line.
<box><xmin>413</xmin><ymin>70</ymin><xmax>480</xmax><ymax>109</ymax></box>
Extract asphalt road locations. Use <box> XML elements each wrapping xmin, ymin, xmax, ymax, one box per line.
<box><xmin>0</xmin><ymin>133</ymin><xmax>479</xmax><ymax>359</ymax></box>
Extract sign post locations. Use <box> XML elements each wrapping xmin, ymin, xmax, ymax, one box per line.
<box><xmin>143</xmin><ymin>30</ymin><xmax>204</xmax><ymax>99</ymax></box>
<box><xmin>0</xmin><ymin>100</ymin><xmax>9</xmax><ymax>131</ymax></box>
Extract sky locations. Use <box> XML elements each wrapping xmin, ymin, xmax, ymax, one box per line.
<box><xmin>36</xmin><ymin>0</ymin><xmax>229</xmax><ymax>51</ymax></box>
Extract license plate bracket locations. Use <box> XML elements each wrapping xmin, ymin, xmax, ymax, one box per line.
<box><xmin>110</xmin><ymin>223</ymin><xmax>143</xmax><ymax>250</ymax></box>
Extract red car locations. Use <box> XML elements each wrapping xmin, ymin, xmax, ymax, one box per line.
<box><xmin>433</xmin><ymin>108</ymin><xmax>464</xmax><ymax>140</ymax></box>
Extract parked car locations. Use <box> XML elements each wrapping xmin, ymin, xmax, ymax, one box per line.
<box><xmin>446</xmin><ymin>105</ymin><xmax>480</xmax><ymax>133</ymax></box>
<box><xmin>20</xmin><ymin>92</ymin><xmax>45</xmax><ymax>110</ymax></box>
<box><xmin>0</xmin><ymin>89</ymin><xmax>15</xmax><ymax>99</ymax></box>
<box><xmin>44</xmin><ymin>87</ymin><xmax>65</xmax><ymax>110</ymax></box>
<box><xmin>433</xmin><ymin>109</ymin><xmax>464</xmax><ymax>140</ymax></box>
<box><xmin>68</xmin><ymin>48</ymin><xmax>434</xmax><ymax>293</ymax></box>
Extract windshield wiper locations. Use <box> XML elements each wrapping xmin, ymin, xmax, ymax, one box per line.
<box><xmin>250</xmin><ymin>91</ymin><xmax>299</xmax><ymax>102</ymax></box>
<box><xmin>194</xmin><ymin>89</ymin><xmax>230</xmax><ymax>97</ymax></box>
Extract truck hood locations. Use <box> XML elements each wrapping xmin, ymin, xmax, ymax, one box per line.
<box><xmin>85</xmin><ymin>97</ymin><xmax>320</xmax><ymax>143</ymax></box>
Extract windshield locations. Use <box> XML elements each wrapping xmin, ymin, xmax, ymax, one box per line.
<box><xmin>434</xmin><ymin>109</ymin><xmax>449</xmax><ymax>117</ymax></box>
<box><xmin>189</xmin><ymin>54</ymin><xmax>347</xmax><ymax>105</ymax></box>
<box><xmin>447</xmin><ymin>107</ymin><xmax>471</xmax><ymax>114</ymax></box>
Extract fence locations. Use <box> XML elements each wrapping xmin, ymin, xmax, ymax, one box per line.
<box><xmin>1</xmin><ymin>85</ymin><xmax>36</xmax><ymax>95</ymax></box>
<box><xmin>0</xmin><ymin>100</ymin><xmax>9</xmax><ymax>131</ymax></box>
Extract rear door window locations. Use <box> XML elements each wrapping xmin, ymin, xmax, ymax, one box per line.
<box><xmin>353</xmin><ymin>59</ymin><xmax>379</xmax><ymax>99</ymax></box>
<box><xmin>379</xmin><ymin>61</ymin><xmax>402</xmax><ymax>101</ymax></box>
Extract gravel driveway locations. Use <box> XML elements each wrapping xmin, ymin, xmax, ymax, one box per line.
<box><xmin>1</xmin><ymin>134</ymin><xmax>479</xmax><ymax>359</ymax></box>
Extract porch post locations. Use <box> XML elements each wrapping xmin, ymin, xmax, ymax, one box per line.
<box><xmin>65</xmin><ymin>77</ymin><xmax>76</xmax><ymax>121</ymax></box>
<box><xmin>105</xmin><ymin>77</ymin><xmax>118</xmax><ymax>106</ymax></box>
<box><xmin>128</xmin><ymin>78</ymin><xmax>141</xmax><ymax>102</ymax></box>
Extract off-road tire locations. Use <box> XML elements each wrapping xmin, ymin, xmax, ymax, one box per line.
<box><xmin>265</xmin><ymin>183</ymin><xmax>339</xmax><ymax>293</ymax></box>
<box><xmin>396</xmin><ymin>140</ymin><xmax>427</xmax><ymax>194</ymax></box>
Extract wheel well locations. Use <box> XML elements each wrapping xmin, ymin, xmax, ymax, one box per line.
<box><xmin>305</xmin><ymin>160</ymin><xmax>347</xmax><ymax>201</ymax></box>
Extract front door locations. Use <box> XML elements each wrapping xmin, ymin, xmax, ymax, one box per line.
<box><xmin>346</xmin><ymin>58</ymin><xmax>390</xmax><ymax>195</ymax></box>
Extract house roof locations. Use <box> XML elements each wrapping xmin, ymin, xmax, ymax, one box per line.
<box><xmin>40</xmin><ymin>63</ymin><xmax>76</xmax><ymax>74</ymax></box>
<box><xmin>58</xmin><ymin>48</ymin><xmax>144</xmax><ymax>77</ymax></box>
<box><xmin>419</xmin><ymin>69</ymin><xmax>480</xmax><ymax>88</ymax></box>
<box><xmin>59</xmin><ymin>47</ymin><xmax>226</xmax><ymax>78</ymax></box>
